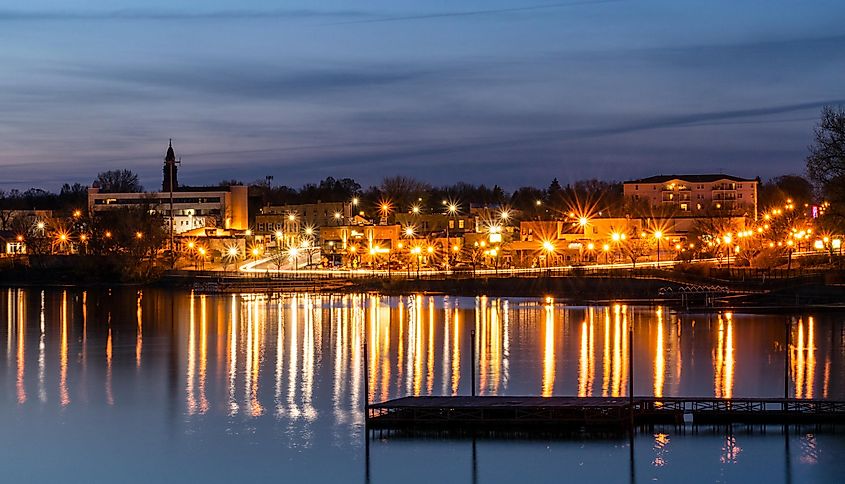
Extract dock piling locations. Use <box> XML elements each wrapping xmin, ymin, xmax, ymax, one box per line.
<box><xmin>470</xmin><ymin>329</ymin><xmax>476</xmax><ymax>397</ymax></box>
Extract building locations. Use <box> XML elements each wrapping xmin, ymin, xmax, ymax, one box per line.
<box><xmin>394</xmin><ymin>212</ymin><xmax>474</xmax><ymax>236</ymax></box>
<box><xmin>1</xmin><ymin>230</ymin><xmax>25</xmax><ymax>255</ymax></box>
<box><xmin>319</xmin><ymin>224</ymin><xmax>401</xmax><ymax>267</ymax></box>
<box><xmin>87</xmin><ymin>142</ymin><xmax>249</xmax><ymax>234</ymax></box>
<box><xmin>255</xmin><ymin>202</ymin><xmax>352</xmax><ymax>234</ymax></box>
<box><xmin>623</xmin><ymin>174</ymin><xmax>758</xmax><ymax>217</ymax></box>
<box><xmin>88</xmin><ymin>185</ymin><xmax>248</xmax><ymax>234</ymax></box>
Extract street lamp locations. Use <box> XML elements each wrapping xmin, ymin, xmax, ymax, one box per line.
<box><xmin>653</xmin><ymin>230</ymin><xmax>663</xmax><ymax>263</ymax></box>
<box><xmin>542</xmin><ymin>240</ymin><xmax>555</xmax><ymax>268</ymax></box>
<box><xmin>226</xmin><ymin>246</ymin><xmax>240</xmax><ymax>272</ymax></box>
<box><xmin>411</xmin><ymin>246</ymin><xmax>422</xmax><ymax>277</ymax></box>
<box><xmin>197</xmin><ymin>247</ymin><xmax>206</xmax><ymax>270</ymax></box>
<box><xmin>722</xmin><ymin>234</ymin><xmax>733</xmax><ymax>269</ymax></box>
<box><xmin>445</xmin><ymin>203</ymin><xmax>458</xmax><ymax>271</ymax></box>
<box><xmin>289</xmin><ymin>246</ymin><xmax>300</xmax><ymax>271</ymax></box>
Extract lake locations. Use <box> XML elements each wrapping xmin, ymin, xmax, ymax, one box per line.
<box><xmin>0</xmin><ymin>287</ymin><xmax>843</xmax><ymax>483</ymax></box>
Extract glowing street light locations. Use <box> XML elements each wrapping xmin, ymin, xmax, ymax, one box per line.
<box><xmin>541</xmin><ymin>239</ymin><xmax>555</xmax><ymax>268</ymax></box>
<box><xmin>411</xmin><ymin>245</ymin><xmax>422</xmax><ymax>277</ymax></box>
<box><xmin>288</xmin><ymin>246</ymin><xmax>300</xmax><ymax>271</ymax></box>
<box><xmin>653</xmin><ymin>230</ymin><xmax>663</xmax><ymax>263</ymax></box>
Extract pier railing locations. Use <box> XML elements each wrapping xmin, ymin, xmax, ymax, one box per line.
<box><xmin>366</xmin><ymin>396</ymin><xmax>845</xmax><ymax>431</ymax></box>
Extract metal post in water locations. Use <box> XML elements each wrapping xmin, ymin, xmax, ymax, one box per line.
<box><xmin>628</xmin><ymin>318</ymin><xmax>635</xmax><ymax>430</ymax></box>
<box><xmin>784</xmin><ymin>319</ymin><xmax>790</xmax><ymax>401</ymax></box>
<box><xmin>363</xmin><ymin>336</ymin><xmax>370</xmax><ymax>423</ymax></box>
<box><xmin>470</xmin><ymin>329</ymin><xmax>476</xmax><ymax>397</ymax></box>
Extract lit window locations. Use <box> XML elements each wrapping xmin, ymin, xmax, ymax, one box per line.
<box><xmin>458</xmin><ymin>220</ymin><xmax>464</xmax><ymax>229</ymax></box>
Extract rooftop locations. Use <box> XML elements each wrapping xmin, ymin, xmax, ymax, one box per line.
<box><xmin>624</xmin><ymin>174</ymin><xmax>757</xmax><ymax>184</ymax></box>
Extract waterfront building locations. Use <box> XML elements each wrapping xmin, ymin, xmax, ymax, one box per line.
<box><xmin>623</xmin><ymin>174</ymin><xmax>758</xmax><ymax>217</ymax></box>
<box><xmin>87</xmin><ymin>142</ymin><xmax>248</xmax><ymax>235</ymax></box>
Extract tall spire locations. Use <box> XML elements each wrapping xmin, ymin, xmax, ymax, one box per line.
<box><xmin>165</xmin><ymin>138</ymin><xmax>176</xmax><ymax>163</ymax></box>
<box><xmin>163</xmin><ymin>139</ymin><xmax>179</xmax><ymax>191</ymax></box>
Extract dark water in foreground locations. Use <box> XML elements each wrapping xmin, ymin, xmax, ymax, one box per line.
<box><xmin>0</xmin><ymin>287</ymin><xmax>843</xmax><ymax>483</ymax></box>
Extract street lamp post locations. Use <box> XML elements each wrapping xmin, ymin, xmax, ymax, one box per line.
<box><xmin>542</xmin><ymin>240</ymin><xmax>555</xmax><ymax>269</ymax></box>
<box><xmin>446</xmin><ymin>203</ymin><xmax>458</xmax><ymax>271</ymax></box>
<box><xmin>654</xmin><ymin>230</ymin><xmax>663</xmax><ymax>264</ymax></box>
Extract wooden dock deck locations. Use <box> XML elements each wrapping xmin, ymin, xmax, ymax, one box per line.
<box><xmin>367</xmin><ymin>396</ymin><xmax>845</xmax><ymax>432</ymax></box>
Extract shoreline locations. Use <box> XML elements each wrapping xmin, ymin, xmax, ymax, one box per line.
<box><xmin>3</xmin><ymin>268</ymin><xmax>843</xmax><ymax>311</ymax></box>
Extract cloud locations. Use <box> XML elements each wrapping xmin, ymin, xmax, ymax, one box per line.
<box><xmin>329</xmin><ymin>0</ymin><xmax>621</xmax><ymax>25</ymax></box>
<box><xmin>0</xmin><ymin>2</ymin><xmax>620</xmax><ymax>23</ymax></box>
<box><xmin>53</xmin><ymin>61</ymin><xmax>448</xmax><ymax>101</ymax></box>
<box><xmin>0</xmin><ymin>8</ymin><xmax>370</xmax><ymax>21</ymax></box>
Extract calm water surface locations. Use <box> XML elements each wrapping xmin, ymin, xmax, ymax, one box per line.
<box><xmin>1</xmin><ymin>288</ymin><xmax>843</xmax><ymax>483</ymax></box>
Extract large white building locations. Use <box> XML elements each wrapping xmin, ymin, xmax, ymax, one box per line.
<box><xmin>87</xmin><ymin>142</ymin><xmax>249</xmax><ymax>234</ymax></box>
<box><xmin>88</xmin><ymin>186</ymin><xmax>248</xmax><ymax>234</ymax></box>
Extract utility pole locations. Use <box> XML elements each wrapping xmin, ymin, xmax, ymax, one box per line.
<box><xmin>266</xmin><ymin>175</ymin><xmax>274</xmax><ymax>205</ymax></box>
<box><xmin>166</xmin><ymin>140</ymin><xmax>181</xmax><ymax>269</ymax></box>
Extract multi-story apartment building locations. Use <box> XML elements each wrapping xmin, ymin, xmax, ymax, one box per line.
<box><xmin>623</xmin><ymin>174</ymin><xmax>757</xmax><ymax>217</ymax></box>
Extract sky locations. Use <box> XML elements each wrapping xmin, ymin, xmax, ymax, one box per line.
<box><xmin>1</xmin><ymin>0</ymin><xmax>844</xmax><ymax>192</ymax></box>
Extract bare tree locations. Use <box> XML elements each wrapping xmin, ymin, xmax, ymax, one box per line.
<box><xmin>94</xmin><ymin>169</ymin><xmax>143</xmax><ymax>193</ymax></box>
<box><xmin>380</xmin><ymin>176</ymin><xmax>431</xmax><ymax>210</ymax></box>
<box><xmin>807</xmin><ymin>105</ymin><xmax>845</xmax><ymax>229</ymax></box>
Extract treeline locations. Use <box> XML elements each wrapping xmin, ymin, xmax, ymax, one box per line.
<box><xmin>0</xmin><ymin>172</ymin><xmax>819</xmax><ymax>221</ymax></box>
<box><xmin>0</xmin><ymin>154</ymin><xmax>831</xmax><ymax>225</ymax></box>
<box><xmin>255</xmin><ymin>175</ymin><xmax>626</xmax><ymax>216</ymax></box>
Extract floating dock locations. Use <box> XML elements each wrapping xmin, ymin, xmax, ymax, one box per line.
<box><xmin>367</xmin><ymin>396</ymin><xmax>845</xmax><ymax>432</ymax></box>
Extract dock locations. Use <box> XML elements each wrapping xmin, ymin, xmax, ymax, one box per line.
<box><xmin>367</xmin><ymin>396</ymin><xmax>845</xmax><ymax>432</ymax></box>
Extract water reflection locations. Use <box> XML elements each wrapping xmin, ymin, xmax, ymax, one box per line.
<box><xmin>714</xmin><ymin>313</ymin><xmax>735</xmax><ymax>399</ymax></box>
<box><xmin>2</xmin><ymin>288</ymin><xmax>845</xmax><ymax>483</ymax></box>
<box><xmin>1</xmin><ymin>289</ymin><xmax>843</xmax><ymax>415</ymax></box>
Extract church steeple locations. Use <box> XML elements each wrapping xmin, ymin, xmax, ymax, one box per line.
<box><xmin>163</xmin><ymin>139</ymin><xmax>179</xmax><ymax>192</ymax></box>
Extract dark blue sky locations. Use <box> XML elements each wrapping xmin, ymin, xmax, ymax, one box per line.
<box><xmin>1</xmin><ymin>0</ymin><xmax>844</xmax><ymax>191</ymax></box>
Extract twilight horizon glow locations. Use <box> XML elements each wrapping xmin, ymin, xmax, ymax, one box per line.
<box><xmin>1</xmin><ymin>0</ymin><xmax>844</xmax><ymax>191</ymax></box>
